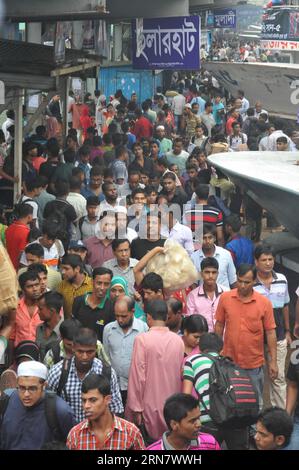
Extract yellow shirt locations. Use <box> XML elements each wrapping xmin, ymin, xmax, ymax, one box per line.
<box><xmin>57</xmin><ymin>274</ymin><xmax>93</xmax><ymax>319</ymax></box>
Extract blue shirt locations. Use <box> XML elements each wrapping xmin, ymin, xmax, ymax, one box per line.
<box><xmin>191</xmin><ymin>245</ymin><xmax>237</xmax><ymax>289</ymax></box>
<box><xmin>225</xmin><ymin>235</ymin><xmax>254</xmax><ymax>270</ymax></box>
<box><xmin>191</xmin><ymin>96</ymin><xmax>206</xmax><ymax>115</ymax></box>
<box><xmin>103</xmin><ymin>318</ymin><xmax>149</xmax><ymax>391</ymax></box>
<box><xmin>213</xmin><ymin>103</ymin><xmax>225</xmax><ymax>125</ymax></box>
<box><xmin>81</xmin><ymin>186</ymin><xmax>105</xmax><ymax>202</ymax></box>
<box><xmin>0</xmin><ymin>390</ymin><xmax>76</xmax><ymax>450</ymax></box>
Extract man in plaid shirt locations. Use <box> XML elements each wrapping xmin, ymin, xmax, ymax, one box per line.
<box><xmin>67</xmin><ymin>374</ymin><xmax>145</xmax><ymax>450</ymax></box>
<box><xmin>47</xmin><ymin>328</ymin><xmax>123</xmax><ymax>422</ymax></box>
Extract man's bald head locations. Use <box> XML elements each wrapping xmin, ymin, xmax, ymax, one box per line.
<box><xmin>114</xmin><ymin>296</ymin><xmax>135</xmax><ymax>330</ymax></box>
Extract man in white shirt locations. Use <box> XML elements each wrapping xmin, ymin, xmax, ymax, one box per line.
<box><xmin>228</xmin><ymin>122</ymin><xmax>248</xmax><ymax>151</ymax></box>
<box><xmin>200</xmin><ymin>102</ymin><xmax>216</xmax><ymax>138</ymax></box>
<box><xmin>191</xmin><ymin>223</ymin><xmax>237</xmax><ymax>289</ymax></box>
<box><xmin>160</xmin><ymin>211</ymin><xmax>194</xmax><ymax>256</ymax></box>
<box><xmin>254</xmin><ymin>102</ymin><xmax>268</xmax><ymax>121</ymax></box>
<box><xmin>166</xmin><ymin>138</ymin><xmax>189</xmax><ymax>175</ymax></box>
<box><xmin>238</xmin><ymin>90</ymin><xmax>250</xmax><ymax>119</ymax></box>
<box><xmin>67</xmin><ymin>91</ymin><xmax>75</xmax><ymax>128</ymax></box>
<box><xmin>172</xmin><ymin>91</ymin><xmax>186</xmax><ymax>131</ymax></box>
<box><xmin>2</xmin><ymin>110</ymin><xmax>14</xmax><ymax>143</ymax></box>
<box><xmin>259</xmin><ymin>123</ymin><xmax>276</xmax><ymax>151</ymax></box>
<box><xmin>98</xmin><ymin>182</ymin><xmax>125</xmax><ymax>216</ymax></box>
<box><xmin>19</xmin><ymin>178</ymin><xmax>43</xmax><ymax>229</ymax></box>
<box><xmin>67</xmin><ymin>176</ymin><xmax>87</xmax><ymax>221</ymax></box>
<box><xmin>267</xmin><ymin>127</ymin><xmax>296</xmax><ymax>152</ymax></box>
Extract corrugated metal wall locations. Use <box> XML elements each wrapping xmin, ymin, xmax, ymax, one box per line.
<box><xmin>99</xmin><ymin>65</ymin><xmax>163</xmax><ymax>103</ymax></box>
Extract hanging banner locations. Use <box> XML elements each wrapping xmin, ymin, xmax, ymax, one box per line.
<box><xmin>214</xmin><ymin>9</ymin><xmax>237</xmax><ymax>29</ymax></box>
<box><xmin>132</xmin><ymin>15</ymin><xmax>200</xmax><ymax>70</ymax></box>
<box><xmin>54</xmin><ymin>22</ymin><xmax>66</xmax><ymax>64</ymax></box>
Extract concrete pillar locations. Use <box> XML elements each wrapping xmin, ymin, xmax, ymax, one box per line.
<box><xmin>60</xmin><ymin>77</ymin><xmax>70</xmax><ymax>138</ymax></box>
<box><xmin>14</xmin><ymin>90</ymin><xmax>23</xmax><ymax>203</ymax></box>
<box><xmin>27</xmin><ymin>22</ymin><xmax>42</xmax><ymax>44</ymax></box>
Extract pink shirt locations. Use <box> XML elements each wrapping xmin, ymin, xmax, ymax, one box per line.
<box><xmin>147</xmin><ymin>432</ymin><xmax>220</xmax><ymax>450</ymax></box>
<box><xmin>126</xmin><ymin>327</ymin><xmax>184</xmax><ymax>441</ymax></box>
<box><xmin>186</xmin><ymin>284</ymin><xmax>229</xmax><ymax>332</ymax></box>
<box><xmin>84</xmin><ymin>237</ymin><xmax>114</xmax><ymax>269</ymax></box>
<box><xmin>10</xmin><ymin>297</ymin><xmax>42</xmax><ymax>347</ymax></box>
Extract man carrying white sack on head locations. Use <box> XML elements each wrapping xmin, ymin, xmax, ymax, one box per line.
<box><xmin>133</xmin><ymin>240</ymin><xmax>199</xmax><ymax>311</ymax></box>
<box><xmin>0</xmin><ymin>361</ymin><xmax>76</xmax><ymax>449</ymax></box>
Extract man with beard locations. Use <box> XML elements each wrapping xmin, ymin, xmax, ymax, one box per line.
<box><xmin>47</xmin><ymin>327</ymin><xmax>123</xmax><ymax>423</ymax></box>
<box><xmin>72</xmin><ymin>267</ymin><xmax>115</xmax><ymax>343</ymax></box>
<box><xmin>103</xmin><ymin>296</ymin><xmax>148</xmax><ymax>406</ymax></box>
<box><xmin>99</xmin><ymin>182</ymin><xmax>123</xmax><ymax>214</ymax></box>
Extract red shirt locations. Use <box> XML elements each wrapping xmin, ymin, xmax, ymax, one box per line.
<box><xmin>226</xmin><ymin>117</ymin><xmax>236</xmax><ymax>136</ymax></box>
<box><xmin>67</xmin><ymin>416</ymin><xmax>145</xmax><ymax>450</ymax></box>
<box><xmin>32</xmin><ymin>156</ymin><xmax>46</xmax><ymax>172</ymax></box>
<box><xmin>10</xmin><ymin>297</ymin><xmax>42</xmax><ymax>347</ymax></box>
<box><xmin>5</xmin><ymin>221</ymin><xmax>30</xmax><ymax>270</ymax></box>
<box><xmin>133</xmin><ymin>116</ymin><xmax>153</xmax><ymax>141</ymax></box>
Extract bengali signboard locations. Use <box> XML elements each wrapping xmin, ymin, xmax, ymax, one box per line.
<box><xmin>261</xmin><ymin>8</ymin><xmax>299</xmax><ymax>42</ymax></box>
<box><xmin>260</xmin><ymin>40</ymin><xmax>299</xmax><ymax>51</ymax></box>
<box><xmin>132</xmin><ymin>16</ymin><xmax>200</xmax><ymax>70</ymax></box>
<box><xmin>214</xmin><ymin>9</ymin><xmax>236</xmax><ymax>29</ymax></box>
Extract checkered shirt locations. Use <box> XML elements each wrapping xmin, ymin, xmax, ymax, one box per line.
<box><xmin>47</xmin><ymin>357</ymin><xmax>124</xmax><ymax>422</ymax></box>
<box><xmin>67</xmin><ymin>415</ymin><xmax>145</xmax><ymax>450</ymax></box>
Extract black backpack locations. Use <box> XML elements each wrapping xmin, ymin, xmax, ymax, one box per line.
<box><xmin>44</xmin><ymin>205</ymin><xmax>68</xmax><ymax>242</ymax></box>
<box><xmin>7</xmin><ymin>196</ymin><xmax>36</xmax><ymax>226</ymax></box>
<box><xmin>0</xmin><ymin>391</ymin><xmax>64</xmax><ymax>442</ymax></box>
<box><xmin>199</xmin><ymin>354</ymin><xmax>259</xmax><ymax>429</ymax></box>
<box><xmin>56</xmin><ymin>357</ymin><xmax>111</xmax><ymax>401</ymax></box>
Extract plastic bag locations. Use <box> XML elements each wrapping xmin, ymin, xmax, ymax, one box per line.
<box><xmin>146</xmin><ymin>240</ymin><xmax>199</xmax><ymax>291</ymax></box>
<box><xmin>0</xmin><ymin>242</ymin><xmax>18</xmax><ymax>315</ymax></box>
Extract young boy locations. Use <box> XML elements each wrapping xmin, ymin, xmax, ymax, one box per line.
<box><xmin>276</xmin><ymin>136</ymin><xmax>289</xmax><ymax>151</ymax></box>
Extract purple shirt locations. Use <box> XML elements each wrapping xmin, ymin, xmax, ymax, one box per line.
<box><xmin>186</xmin><ymin>284</ymin><xmax>229</xmax><ymax>331</ymax></box>
<box><xmin>84</xmin><ymin>236</ymin><xmax>114</xmax><ymax>269</ymax></box>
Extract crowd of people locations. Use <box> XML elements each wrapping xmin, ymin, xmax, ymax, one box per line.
<box><xmin>201</xmin><ymin>40</ymin><xmax>288</xmax><ymax>64</ymax></box>
<box><xmin>0</xmin><ymin>78</ymin><xmax>298</xmax><ymax>451</ymax></box>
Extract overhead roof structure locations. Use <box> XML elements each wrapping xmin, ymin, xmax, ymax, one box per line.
<box><xmin>0</xmin><ymin>39</ymin><xmax>102</xmax><ymax>92</ymax></box>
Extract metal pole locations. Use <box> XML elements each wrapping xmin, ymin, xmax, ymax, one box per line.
<box><xmin>61</xmin><ymin>76</ymin><xmax>70</xmax><ymax>138</ymax></box>
<box><xmin>14</xmin><ymin>89</ymin><xmax>23</xmax><ymax>204</ymax></box>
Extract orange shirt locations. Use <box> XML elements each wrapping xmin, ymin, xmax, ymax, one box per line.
<box><xmin>10</xmin><ymin>297</ymin><xmax>42</xmax><ymax>347</ymax></box>
<box><xmin>215</xmin><ymin>289</ymin><xmax>276</xmax><ymax>369</ymax></box>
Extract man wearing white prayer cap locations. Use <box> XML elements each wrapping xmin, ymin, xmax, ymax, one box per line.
<box><xmin>156</xmin><ymin>125</ymin><xmax>173</xmax><ymax>155</ymax></box>
<box><xmin>0</xmin><ymin>361</ymin><xmax>76</xmax><ymax>449</ymax></box>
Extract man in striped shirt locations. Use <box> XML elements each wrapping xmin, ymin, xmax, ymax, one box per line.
<box><xmin>183</xmin><ymin>333</ymin><xmax>249</xmax><ymax>450</ymax></box>
<box><xmin>67</xmin><ymin>374</ymin><xmax>145</xmax><ymax>450</ymax></box>
<box><xmin>183</xmin><ymin>184</ymin><xmax>224</xmax><ymax>247</ymax></box>
<box><xmin>254</xmin><ymin>244</ymin><xmax>291</xmax><ymax>409</ymax></box>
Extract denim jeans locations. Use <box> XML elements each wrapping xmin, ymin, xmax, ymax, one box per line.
<box><xmin>245</xmin><ymin>367</ymin><xmax>265</xmax><ymax>411</ymax></box>
<box><xmin>284</xmin><ymin>414</ymin><xmax>299</xmax><ymax>450</ymax></box>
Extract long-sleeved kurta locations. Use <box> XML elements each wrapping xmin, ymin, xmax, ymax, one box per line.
<box><xmin>126</xmin><ymin>326</ymin><xmax>184</xmax><ymax>440</ymax></box>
